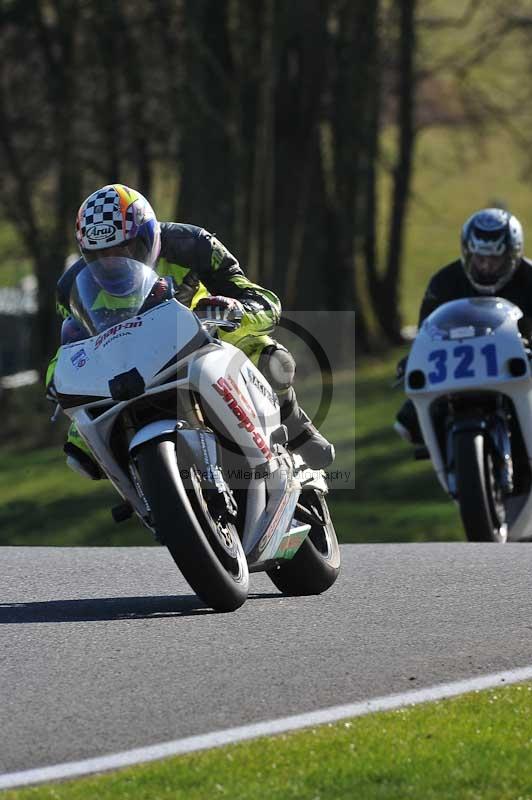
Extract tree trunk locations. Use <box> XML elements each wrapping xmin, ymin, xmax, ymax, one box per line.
<box><xmin>178</xmin><ymin>0</ymin><xmax>234</xmax><ymax>236</ymax></box>
<box><xmin>226</xmin><ymin>0</ymin><xmax>248</xmax><ymax>258</ymax></box>
<box><xmin>92</xmin><ymin>0</ymin><xmax>123</xmax><ymax>181</ymax></box>
<box><xmin>326</xmin><ymin>1</ymin><xmax>366</xmax><ymax>321</ymax></box>
<box><xmin>380</xmin><ymin>0</ymin><xmax>417</xmax><ymax>344</ymax></box>
<box><xmin>35</xmin><ymin>0</ymin><xmax>81</xmax><ymax>369</ymax></box>
<box><xmin>362</xmin><ymin>1</ymin><xmax>383</xmax><ymax>323</ymax></box>
<box><xmin>283</xmin><ymin>0</ymin><xmax>329</xmax><ymax>306</ymax></box>
<box><xmin>247</xmin><ymin>0</ymin><xmax>275</xmax><ymax>282</ymax></box>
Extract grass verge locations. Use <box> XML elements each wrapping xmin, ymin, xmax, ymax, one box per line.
<box><xmin>4</xmin><ymin>683</ymin><xmax>531</xmax><ymax>800</ymax></box>
<box><xmin>0</xmin><ymin>349</ymin><xmax>463</xmax><ymax>545</ymax></box>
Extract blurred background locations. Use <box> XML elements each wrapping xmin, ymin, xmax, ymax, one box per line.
<box><xmin>2</xmin><ymin>0</ymin><xmax>532</xmax><ymax>545</ymax></box>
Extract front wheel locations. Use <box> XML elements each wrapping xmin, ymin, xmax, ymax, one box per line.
<box><xmin>267</xmin><ymin>489</ymin><xmax>341</xmax><ymax>595</ymax></box>
<box><xmin>135</xmin><ymin>437</ymin><xmax>249</xmax><ymax>611</ymax></box>
<box><xmin>454</xmin><ymin>431</ymin><xmax>507</xmax><ymax>543</ymax></box>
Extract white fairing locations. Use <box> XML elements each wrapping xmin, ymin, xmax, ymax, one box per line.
<box><xmin>54</xmin><ymin>301</ymin><xmax>201</xmax><ymax>398</ymax></box>
<box><xmin>406</xmin><ymin>298</ymin><xmax>532</xmax><ymax>541</ymax></box>
<box><xmin>52</xmin><ymin>298</ymin><xmax>325</xmax><ymax>564</ymax></box>
<box><xmin>189</xmin><ymin>343</ymin><xmax>281</xmax><ymax>468</ymax></box>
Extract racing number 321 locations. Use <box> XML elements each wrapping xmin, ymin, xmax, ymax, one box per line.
<box><xmin>428</xmin><ymin>344</ymin><xmax>498</xmax><ymax>384</ymax></box>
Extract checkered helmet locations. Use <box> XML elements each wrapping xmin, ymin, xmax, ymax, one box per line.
<box><xmin>75</xmin><ymin>184</ymin><xmax>161</xmax><ymax>266</ymax></box>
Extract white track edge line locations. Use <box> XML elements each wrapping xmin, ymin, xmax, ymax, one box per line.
<box><xmin>2</xmin><ymin>665</ymin><xmax>532</xmax><ymax>791</ymax></box>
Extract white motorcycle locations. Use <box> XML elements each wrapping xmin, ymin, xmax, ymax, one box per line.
<box><xmin>404</xmin><ymin>296</ymin><xmax>532</xmax><ymax>543</ymax></box>
<box><xmin>50</xmin><ymin>257</ymin><xmax>340</xmax><ymax>611</ymax></box>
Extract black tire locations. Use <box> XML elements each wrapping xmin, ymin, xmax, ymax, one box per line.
<box><xmin>454</xmin><ymin>431</ymin><xmax>507</xmax><ymax>543</ymax></box>
<box><xmin>135</xmin><ymin>437</ymin><xmax>249</xmax><ymax>611</ymax></box>
<box><xmin>267</xmin><ymin>489</ymin><xmax>341</xmax><ymax>595</ymax></box>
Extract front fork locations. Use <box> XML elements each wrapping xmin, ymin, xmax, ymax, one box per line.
<box><xmin>446</xmin><ymin>402</ymin><xmax>514</xmax><ymax>497</ymax></box>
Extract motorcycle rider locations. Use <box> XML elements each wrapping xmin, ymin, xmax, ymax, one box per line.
<box><xmin>395</xmin><ymin>207</ymin><xmax>530</xmax><ymax>444</ymax></box>
<box><xmin>46</xmin><ymin>183</ymin><xmax>335</xmax><ymax>477</ymax></box>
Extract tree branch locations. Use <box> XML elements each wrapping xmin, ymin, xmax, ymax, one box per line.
<box><xmin>417</xmin><ymin>0</ymin><xmax>482</xmax><ymax>28</ymax></box>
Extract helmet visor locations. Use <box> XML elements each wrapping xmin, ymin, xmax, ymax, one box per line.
<box><xmin>82</xmin><ymin>237</ymin><xmax>151</xmax><ymax>265</ymax></box>
<box><xmin>70</xmin><ymin>257</ymin><xmax>158</xmax><ymax>335</ymax></box>
<box><xmin>468</xmin><ymin>253</ymin><xmax>510</xmax><ymax>287</ymax></box>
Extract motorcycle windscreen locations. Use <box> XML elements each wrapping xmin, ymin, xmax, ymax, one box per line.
<box><xmin>69</xmin><ymin>257</ymin><xmax>159</xmax><ymax>336</ymax></box>
<box><xmin>423</xmin><ymin>297</ymin><xmax>522</xmax><ymax>340</ymax></box>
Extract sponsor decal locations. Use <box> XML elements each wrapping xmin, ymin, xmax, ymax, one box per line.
<box><xmin>95</xmin><ymin>320</ymin><xmax>143</xmax><ymax>350</ymax></box>
<box><xmin>71</xmin><ymin>348</ymin><xmax>88</xmax><ymax>369</ymax></box>
<box><xmin>257</xmin><ymin>494</ymin><xmax>291</xmax><ymax>552</ymax></box>
<box><xmin>212</xmin><ymin>377</ymin><xmax>273</xmax><ymax>460</ymax></box>
<box><xmin>228</xmin><ymin>376</ymin><xmax>257</xmax><ymax>418</ymax></box>
<box><xmin>246</xmin><ymin>368</ymin><xmax>279</xmax><ymax>408</ymax></box>
<box><xmin>274</xmin><ymin>528</ymin><xmax>308</xmax><ymax>559</ymax></box>
<box><xmin>101</xmin><ymin>331</ymin><xmax>132</xmax><ymax>348</ymax></box>
<box><xmin>86</xmin><ymin>223</ymin><xmax>117</xmax><ymax>240</ymax></box>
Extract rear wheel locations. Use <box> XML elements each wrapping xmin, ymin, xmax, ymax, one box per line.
<box><xmin>267</xmin><ymin>489</ymin><xmax>341</xmax><ymax>595</ymax></box>
<box><xmin>135</xmin><ymin>437</ymin><xmax>249</xmax><ymax>611</ymax></box>
<box><xmin>454</xmin><ymin>431</ymin><xmax>507</xmax><ymax>543</ymax></box>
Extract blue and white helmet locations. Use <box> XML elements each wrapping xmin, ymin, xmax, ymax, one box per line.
<box><xmin>461</xmin><ymin>208</ymin><xmax>523</xmax><ymax>294</ymax></box>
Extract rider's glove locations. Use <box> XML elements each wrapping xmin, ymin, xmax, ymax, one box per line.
<box><xmin>142</xmin><ymin>277</ymin><xmax>176</xmax><ymax>311</ymax></box>
<box><xmin>194</xmin><ymin>296</ymin><xmax>244</xmax><ymax>327</ymax></box>
<box><xmin>46</xmin><ymin>381</ymin><xmax>58</xmax><ymax>402</ymax></box>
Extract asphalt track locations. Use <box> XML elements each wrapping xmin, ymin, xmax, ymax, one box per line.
<box><xmin>1</xmin><ymin>544</ymin><xmax>532</xmax><ymax>779</ymax></box>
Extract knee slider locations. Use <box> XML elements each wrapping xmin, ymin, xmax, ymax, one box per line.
<box><xmin>259</xmin><ymin>345</ymin><xmax>296</xmax><ymax>392</ymax></box>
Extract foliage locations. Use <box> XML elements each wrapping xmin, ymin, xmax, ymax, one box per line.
<box><xmin>0</xmin><ymin>0</ymin><xmax>418</xmax><ymax>371</ymax></box>
<box><xmin>2</xmin><ymin>1</ymin><xmax>532</xmax><ymax>368</ymax></box>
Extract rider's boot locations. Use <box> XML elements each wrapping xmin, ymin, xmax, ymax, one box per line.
<box><xmin>394</xmin><ymin>399</ymin><xmax>424</xmax><ymax>445</ymax></box>
<box><xmin>64</xmin><ymin>425</ymin><xmax>104</xmax><ymax>480</ymax></box>
<box><xmin>280</xmin><ymin>386</ymin><xmax>335</xmax><ymax>469</ymax></box>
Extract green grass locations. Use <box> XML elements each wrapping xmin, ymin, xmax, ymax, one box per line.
<box><xmin>349</xmin><ymin>349</ymin><xmax>462</xmax><ymax>542</ymax></box>
<box><xmin>0</xmin><ymin>351</ymin><xmax>462</xmax><ymax>545</ymax></box>
<box><xmin>0</xmin><ymin>385</ymin><xmax>145</xmax><ymax>545</ymax></box>
<box><xmin>5</xmin><ymin>683</ymin><xmax>531</xmax><ymax>800</ymax></box>
<box><xmin>400</xmin><ymin>127</ymin><xmax>532</xmax><ymax>327</ymax></box>
<box><xmin>375</xmin><ymin>1</ymin><xmax>532</xmax><ymax>327</ymax></box>
<box><xmin>0</xmin><ymin>448</ymin><xmax>146</xmax><ymax>545</ymax></box>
